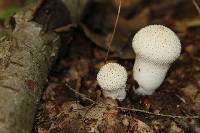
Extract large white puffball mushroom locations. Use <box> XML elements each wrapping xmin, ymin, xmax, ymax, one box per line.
<box><xmin>132</xmin><ymin>25</ymin><xmax>181</xmax><ymax>95</ymax></box>
<box><xmin>97</xmin><ymin>63</ymin><xmax>128</xmax><ymax>101</ymax></box>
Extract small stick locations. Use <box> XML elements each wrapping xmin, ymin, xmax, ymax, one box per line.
<box><xmin>104</xmin><ymin>0</ymin><xmax>121</xmax><ymax>62</ymax></box>
<box><xmin>65</xmin><ymin>82</ymin><xmax>200</xmax><ymax>119</ymax></box>
<box><xmin>193</xmin><ymin>0</ymin><xmax>200</xmax><ymax>15</ymax></box>
<box><xmin>65</xmin><ymin>83</ymin><xmax>97</xmax><ymax>104</ymax></box>
<box><xmin>54</xmin><ymin>24</ymin><xmax>77</xmax><ymax>33</ymax></box>
<box><xmin>116</xmin><ymin>106</ymin><xmax>200</xmax><ymax>119</ymax></box>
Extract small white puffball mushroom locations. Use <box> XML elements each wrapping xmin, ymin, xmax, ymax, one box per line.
<box><xmin>97</xmin><ymin>63</ymin><xmax>128</xmax><ymax>101</ymax></box>
<box><xmin>132</xmin><ymin>25</ymin><xmax>181</xmax><ymax>95</ymax></box>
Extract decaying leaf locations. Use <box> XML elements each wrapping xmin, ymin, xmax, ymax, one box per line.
<box><xmin>62</xmin><ymin>0</ymin><xmax>89</xmax><ymax>22</ymax></box>
<box><xmin>34</xmin><ymin>0</ymin><xmax>200</xmax><ymax>132</ymax></box>
<box><xmin>111</xmin><ymin>0</ymin><xmax>140</xmax><ymax>9</ymax></box>
<box><xmin>81</xmin><ymin>23</ymin><xmax>135</xmax><ymax>59</ymax></box>
<box><xmin>80</xmin><ymin>0</ymin><xmax>150</xmax><ymax>59</ymax></box>
<box><xmin>169</xmin><ymin>122</ymin><xmax>184</xmax><ymax>133</ymax></box>
<box><xmin>128</xmin><ymin>118</ymin><xmax>154</xmax><ymax>133</ymax></box>
<box><xmin>181</xmin><ymin>85</ymin><xmax>200</xmax><ymax>110</ymax></box>
<box><xmin>174</xmin><ymin>18</ymin><xmax>200</xmax><ymax>33</ymax></box>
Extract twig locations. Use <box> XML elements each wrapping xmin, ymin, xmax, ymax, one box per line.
<box><xmin>193</xmin><ymin>0</ymin><xmax>200</xmax><ymax>16</ymax></box>
<box><xmin>65</xmin><ymin>82</ymin><xmax>200</xmax><ymax>119</ymax></box>
<box><xmin>175</xmin><ymin>94</ymin><xmax>186</xmax><ymax>103</ymax></box>
<box><xmin>104</xmin><ymin>0</ymin><xmax>121</xmax><ymax>62</ymax></box>
<box><xmin>65</xmin><ymin>83</ymin><xmax>98</xmax><ymax>124</ymax></box>
<box><xmin>116</xmin><ymin>107</ymin><xmax>199</xmax><ymax>119</ymax></box>
<box><xmin>54</xmin><ymin>24</ymin><xmax>77</xmax><ymax>33</ymax></box>
<box><xmin>65</xmin><ymin>83</ymin><xmax>97</xmax><ymax>104</ymax></box>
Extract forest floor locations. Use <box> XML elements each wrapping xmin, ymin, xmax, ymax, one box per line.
<box><xmin>31</xmin><ymin>0</ymin><xmax>200</xmax><ymax>132</ymax></box>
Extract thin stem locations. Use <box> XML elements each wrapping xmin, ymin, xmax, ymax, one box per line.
<box><xmin>65</xmin><ymin>82</ymin><xmax>200</xmax><ymax>119</ymax></box>
<box><xmin>193</xmin><ymin>0</ymin><xmax>200</xmax><ymax>16</ymax></box>
<box><xmin>104</xmin><ymin>0</ymin><xmax>121</xmax><ymax>62</ymax></box>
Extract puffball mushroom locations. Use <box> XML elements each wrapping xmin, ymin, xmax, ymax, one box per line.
<box><xmin>132</xmin><ymin>25</ymin><xmax>181</xmax><ymax>95</ymax></box>
<box><xmin>97</xmin><ymin>63</ymin><xmax>128</xmax><ymax>101</ymax></box>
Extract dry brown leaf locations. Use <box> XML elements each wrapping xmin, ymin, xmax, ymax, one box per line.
<box><xmin>81</xmin><ymin>1</ymin><xmax>150</xmax><ymax>59</ymax></box>
<box><xmin>130</xmin><ymin>118</ymin><xmax>154</xmax><ymax>133</ymax></box>
<box><xmin>169</xmin><ymin>122</ymin><xmax>184</xmax><ymax>133</ymax></box>
<box><xmin>181</xmin><ymin>85</ymin><xmax>200</xmax><ymax>110</ymax></box>
<box><xmin>118</xmin><ymin>8</ymin><xmax>150</xmax><ymax>33</ymax></box>
<box><xmin>174</xmin><ymin>18</ymin><xmax>200</xmax><ymax>33</ymax></box>
<box><xmin>81</xmin><ymin>23</ymin><xmax>135</xmax><ymax>59</ymax></box>
<box><xmin>62</xmin><ymin>0</ymin><xmax>89</xmax><ymax>22</ymax></box>
<box><xmin>111</xmin><ymin>0</ymin><xmax>140</xmax><ymax>9</ymax></box>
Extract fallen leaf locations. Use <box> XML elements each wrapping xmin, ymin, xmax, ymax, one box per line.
<box><xmin>81</xmin><ymin>24</ymin><xmax>135</xmax><ymax>59</ymax></box>
<box><xmin>80</xmin><ymin>1</ymin><xmax>150</xmax><ymax>59</ymax></box>
<box><xmin>130</xmin><ymin>118</ymin><xmax>154</xmax><ymax>133</ymax></box>
<box><xmin>62</xmin><ymin>0</ymin><xmax>89</xmax><ymax>22</ymax></box>
<box><xmin>181</xmin><ymin>85</ymin><xmax>200</xmax><ymax>110</ymax></box>
<box><xmin>169</xmin><ymin>122</ymin><xmax>184</xmax><ymax>133</ymax></box>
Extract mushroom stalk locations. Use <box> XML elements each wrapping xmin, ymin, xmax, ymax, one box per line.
<box><xmin>133</xmin><ymin>56</ymin><xmax>169</xmax><ymax>95</ymax></box>
<box><xmin>103</xmin><ymin>85</ymin><xmax>126</xmax><ymax>100</ymax></box>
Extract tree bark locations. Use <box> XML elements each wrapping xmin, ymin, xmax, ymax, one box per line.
<box><xmin>0</xmin><ymin>2</ymin><xmax>61</xmax><ymax>133</ymax></box>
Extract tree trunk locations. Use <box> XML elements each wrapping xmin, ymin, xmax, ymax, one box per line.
<box><xmin>0</xmin><ymin>2</ymin><xmax>61</xmax><ymax>133</ymax></box>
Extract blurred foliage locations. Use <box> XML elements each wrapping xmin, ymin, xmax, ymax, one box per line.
<box><xmin>0</xmin><ymin>6</ymin><xmax>20</xmax><ymax>20</ymax></box>
<box><xmin>0</xmin><ymin>0</ymin><xmax>34</xmax><ymax>20</ymax></box>
<box><xmin>25</xmin><ymin>0</ymin><xmax>34</xmax><ymax>5</ymax></box>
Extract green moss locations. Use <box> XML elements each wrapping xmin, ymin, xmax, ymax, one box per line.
<box><xmin>25</xmin><ymin>0</ymin><xmax>34</xmax><ymax>5</ymax></box>
<box><xmin>0</xmin><ymin>6</ymin><xmax>20</xmax><ymax>20</ymax></box>
<box><xmin>0</xmin><ymin>0</ymin><xmax>34</xmax><ymax>20</ymax></box>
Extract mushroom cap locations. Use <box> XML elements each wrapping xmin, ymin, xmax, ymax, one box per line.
<box><xmin>132</xmin><ymin>25</ymin><xmax>181</xmax><ymax>64</ymax></box>
<box><xmin>97</xmin><ymin>63</ymin><xmax>128</xmax><ymax>91</ymax></box>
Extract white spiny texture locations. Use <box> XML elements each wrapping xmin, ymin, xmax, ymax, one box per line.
<box><xmin>97</xmin><ymin>63</ymin><xmax>127</xmax><ymax>100</ymax></box>
<box><xmin>132</xmin><ymin>25</ymin><xmax>181</xmax><ymax>95</ymax></box>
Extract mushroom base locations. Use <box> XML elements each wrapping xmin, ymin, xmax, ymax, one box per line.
<box><xmin>134</xmin><ymin>86</ymin><xmax>155</xmax><ymax>95</ymax></box>
<box><xmin>103</xmin><ymin>86</ymin><xmax>126</xmax><ymax>101</ymax></box>
<box><xmin>133</xmin><ymin>57</ymin><xmax>169</xmax><ymax>95</ymax></box>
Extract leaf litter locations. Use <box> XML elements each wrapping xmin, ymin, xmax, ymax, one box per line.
<box><xmin>34</xmin><ymin>0</ymin><xmax>200</xmax><ymax>132</ymax></box>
